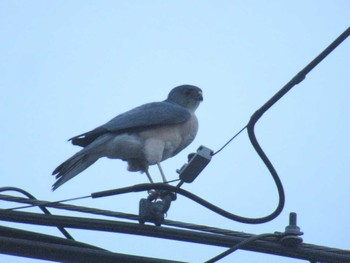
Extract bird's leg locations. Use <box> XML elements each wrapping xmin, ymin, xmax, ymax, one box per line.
<box><xmin>145</xmin><ymin>170</ymin><xmax>154</xmax><ymax>184</ymax></box>
<box><xmin>145</xmin><ymin>170</ymin><xmax>157</xmax><ymax>196</ymax></box>
<box><xmin>157</xmin><ymin>162</ymin><xmax>167</xmax><ymax>183</ymax></box>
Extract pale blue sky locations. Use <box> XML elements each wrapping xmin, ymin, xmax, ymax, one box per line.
<box><xmin>1</xmin><ymin>1</ymin><xmax>349</xmax><ymax>262</ymax></box>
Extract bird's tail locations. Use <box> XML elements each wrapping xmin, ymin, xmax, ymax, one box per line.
<box><xmin>52</xmin><ymin>152</ymin><xmax>98</xmax><ymax>191</ymax></box>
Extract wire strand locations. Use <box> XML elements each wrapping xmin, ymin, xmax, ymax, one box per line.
<box><xmin>7</xmin><ymin>195</ymin><xmax>90</xmax><ymax>211</ymax></box>
<box><xmin>205</xmin><ymin>233</ymin><xmax>279</xmax><ymax>263</ymax></box>
<box><xmin>211</xmin><ymin>125</ymin><xmax>247</xmax><ymax>156</ymax></box>
<box><xmin>6</xmin><ymin>179</ymin><xmax>179</xmax><ymax>211</ymax></box>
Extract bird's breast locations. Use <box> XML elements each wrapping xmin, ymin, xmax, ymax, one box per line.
<box><xmin>139</xmin><ymin>113</ymin><xmax>198</xmax><ymax>164</ymax></box>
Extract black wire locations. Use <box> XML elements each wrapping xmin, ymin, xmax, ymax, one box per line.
<box><xmin>0</xmin><ymin>187</ymin><xmax>74</xmax><ymax>240</ymax></box>
<box><xmin>242</xmin><ymin>27</ymin><xmax>350</xmax><ymax>223</ymax></box>
<box><xmin>211</xmin><ymin>125</ymin><xmax>247</xmax><ymax>156</ymax></box>
<box><xmin>205</xmin><ymin>233</ymin><xmax>278</xmax><ymax>263</ymax></box>
<box><xmin>206</xmin><ymin>27</ymin><xmax>350</xmax><ymax>224</ymax></box>
<box><xmin>7</xmin><ymin>195</ymin><xmax>90</xmax><ymax>211</ymax></box>
<box><xmin>91</xmin><ymin>183</ymin><xmax>277</xmax><ymax>224</ymax></box>
<box><xmin>246</xmin><ymin>119</ymin><xmax>285</xmax><ymax>223</ymax></box>
<box><xmin>2</xmin><ymin>205</ymin><xmax>349</xmax><ymax>262</ymax></box>
<box><xmin>7</xmin><ymin>178</ymin><xmax>180</xmax><ymax>211</ymax></box>
<box><xmin>6</xmin><ymin>177</ymin><xmax>179</xmax><ymax>211</ymax></box>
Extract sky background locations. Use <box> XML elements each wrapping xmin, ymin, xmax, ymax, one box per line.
<box><xmin>1</xmin><ymin>1</ymin><xmax>349</xmax><ymax>262</ymax></box>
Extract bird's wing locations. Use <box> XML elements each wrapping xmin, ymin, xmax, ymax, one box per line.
<box><xmin>69</xmin><ymin>101</ymin><xmax>191</xmax><ymax>147</ymax></box>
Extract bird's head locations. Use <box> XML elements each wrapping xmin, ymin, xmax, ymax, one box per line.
<box><xmin>166</xmin><ymin>85</ymin><xmax>203</xmax><ymax>111</ymax></box>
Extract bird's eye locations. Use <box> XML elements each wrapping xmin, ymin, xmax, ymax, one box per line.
<box><xmin>184</xmin><ymin>89</ymin><xmax>192</xmax><ymax>95</ymax></box>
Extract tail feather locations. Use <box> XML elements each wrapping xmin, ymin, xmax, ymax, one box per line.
<box><xmin>52</xmin><ymin>133</ymin><xmax>113</xmax><ymax>190</ymax></box>
<box><xmin>69</xmin><ymin>127</ymin><xmax>107</xmax><ymax>147</ymax></box>
<box><xmin>52</xmin><ymin>154</ymin><xmax>98</xmax><ymax>191</ymax></box>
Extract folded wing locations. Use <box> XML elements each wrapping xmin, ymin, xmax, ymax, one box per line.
<box><xmin>69</xmin><ymin>101</ymin><xmax>191</xmax><ymax>147</ymax></box>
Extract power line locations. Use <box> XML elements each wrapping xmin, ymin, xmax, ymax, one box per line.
<box><xmin>0</xmin><ymin>226</ymin><xmax>183</xmax><ymax>263</ymax></box>
<box><xmin>0</xmin><ymin>193</ymin><xmax>273</xmax><ymax>237</ymax></box>
<box><xmin>210</xmin><ymin>26</ymin><xmax>350</xmax><ymax>226</ymax></box>
<box><xmin>211</xmin><ymin>124</ymin><xmax>247</xmax><ymax>156</ymax></box>
<box><xmin>0</xmin><ymin>208</ymin><xmax>349</xmax><ymax>262</ymax></box>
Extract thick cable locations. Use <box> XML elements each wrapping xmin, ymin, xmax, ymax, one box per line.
<box><xmin>91</xmin><ymin>183</ymin><xmax>278</xmax><ymax>224</ymax></box>
<box><xmin>207</xmin><ymin>27</ymin><xmax>350</xmax><ymax>223</ymax></box>
<box><xmin>243</xmin><ymin>26</ymin><xmax>350</xmax><ymax>223</ymax></box>
<box><xmin>1</xmin><ymin>207</ymin><xmax>349</xmax><ymax>262</ymax></box>
<box><xmin>7</xmin><ymin>181</ymin><xmax>176</xmax><ymax>211</ymax></box>
<box><xmin>0</xmin><ymin>194</ymin><xmax>254</xmax><ymax>237</ymax></box>
<box><xmin>1</xmin><ymin>193</ymin><xmax>350</xmax><ymax>262</ymax></box>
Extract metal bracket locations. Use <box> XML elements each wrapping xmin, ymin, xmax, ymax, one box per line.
<box><xmin>139</xmin><ymin>190</ymin><xmax>176</xmax><ymax>226</ymax></box>
<box><xmin>177</xmin><ymin>145</ymin><xmax>213</xmax><ymax>184</ymax></box>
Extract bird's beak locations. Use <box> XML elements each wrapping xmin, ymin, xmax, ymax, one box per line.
<box><xmin>197</xmin><ymin>90</ymin><xmax>203</xmax><ymax>101</ymax></box>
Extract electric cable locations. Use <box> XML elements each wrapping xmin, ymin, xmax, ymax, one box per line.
<box><xmin>1</xmin><ymin>192</ymin><xmax>350</xmax><ymax>262</ymax></box>
<box><xmin>91</xmin><ymin>183</ymin><xmax>275</xmax><ymax>223</ymax></box>
<box><xmin>1</xmin><ymin>202</ymin><xmax>350</xmax><ymax>262</ymax></box>
<box><xmin>0</xmin><ymin>193</ymin><xmax>263</xmax><ymax>238</ymax></box>
<box><xmin>205</xmin><ymin>233</ymin><xmax>278</xmax><ymax>263</ymax></box>
<box><xmin>211</xmin><ymin>124</ymin><xmax>247</xmax><ymax>156</ymax></box>
<box><xmin>0</xmin><ymin>187</ymin><xmax>74</xmax><ymax>240</ymax></box>
<box><xmin>6</xmin><ymin>178</ymin><xmax>179</xmax><ymax>211</ymax></box>
<box><xmin>7</xmin><ymin>194</ymin><xmax>91</xmax><ymax>211</ymax></box>
<box><xmin>208</xmin><ymin>26</ymin><xmax>350</xmax><ymax>224</ymax></box>
<box><xmin>0</xmin><ymin>193</ymin><xmax>257</xmax><ymax>237</ymax></box>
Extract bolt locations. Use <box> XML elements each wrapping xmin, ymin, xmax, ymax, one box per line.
<box><xmin>285</xmin><ymin>212</ymin><xmax>301</xmax><ymax>234</ymax></box>
<box><xmin>280</xmin><ymin>212</ymin><xmax>303</xmax><ymax>246</ymax></box>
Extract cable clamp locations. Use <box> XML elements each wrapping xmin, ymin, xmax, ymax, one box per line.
<box><xmin>139</xmin><ymin>190</ymin><xmax>176</xmax><ymax>226</ymax></box>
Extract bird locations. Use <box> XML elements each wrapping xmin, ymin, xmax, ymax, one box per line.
<box><xmin>52</xmin><ymin>85</ymin><xmax>203</xmax><ymax>190</ymax></box>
